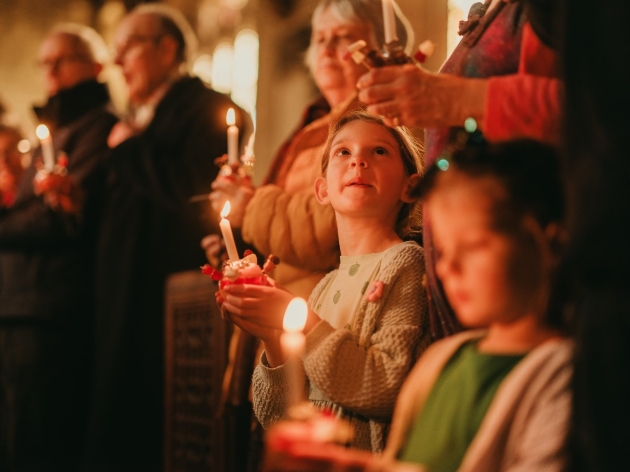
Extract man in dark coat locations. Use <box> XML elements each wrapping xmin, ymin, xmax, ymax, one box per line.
<box><xmin>84</xmin><ymin>5</ymin><xmax>250</xmax><ymax>470</ymax></box>
<box><xmin>0</xmin><ymin>26</ymin><xmax>117</xmax><ymax>471</ymax></box>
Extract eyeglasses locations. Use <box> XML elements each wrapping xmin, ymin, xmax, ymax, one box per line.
<box><xmin>110</xmin><ymin>34</ymin><xmax>165</xmax><ymax>60</ymax></box>
<box><xmin>36</xmin><ymin>54</ymin><xmax>91</xmax><ymax>70</ymax></box>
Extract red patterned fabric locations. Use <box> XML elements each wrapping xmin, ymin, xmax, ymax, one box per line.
<box><xmin>484</xmin><ymin>22</ymin><xmax>562</xmax><ymax>145</ymax></box>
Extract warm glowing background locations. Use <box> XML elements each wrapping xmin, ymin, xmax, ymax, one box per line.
<box><xmin>0</xmin><ymin>0</ymin><xmax>478</xmax><ymax>183</ymax></box>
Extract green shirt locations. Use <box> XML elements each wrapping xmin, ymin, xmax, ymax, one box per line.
<box><xmin>398</xmin><ymin>341</ymin><xmax>525</xmax><ymax>472</ymax></box>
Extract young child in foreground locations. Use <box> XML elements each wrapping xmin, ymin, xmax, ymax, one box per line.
<box><xmin>219</xmin><ymin>110</ymin><xmax>432</xmax><ymax>452</ymax></box>
<box><xmin>262</xmin><ymin>138</ymin><xmax>573</xmax><ymax>472</ymax></box>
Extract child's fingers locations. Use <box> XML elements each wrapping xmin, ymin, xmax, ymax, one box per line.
<box><xmin>221</xmin><ymin>299</ymin><xmax>242</xmax><ymax>316</ymax></box>
<box><xmin>223</xmin><ymin>283</ymin><xmax>274</xmax><ymax>298</ymax></box>
<box><xmin>228</xmin><ymin>313</ymin><xmax>276</xmax><ymax>341</ymax></box>
<box><xmin>223</xmin><ymin>296</ymin><xmax>267</xmax><ymax>319</ymax></box>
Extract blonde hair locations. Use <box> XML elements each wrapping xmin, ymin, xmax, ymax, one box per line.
<box><xmin>320</xmin><ymin>109</ymin><xmax>424</xmax><ymax>239</ymax></box>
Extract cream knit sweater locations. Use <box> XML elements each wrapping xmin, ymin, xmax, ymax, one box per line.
<box><xmin>252</xmin><ymin>241</ymin><xmax>431</xmax><ymax>452</ymax></box>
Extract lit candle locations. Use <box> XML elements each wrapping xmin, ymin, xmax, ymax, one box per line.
<box><xmin>219</xmin><ymin>201</ymin><xmax>240</xmax><ymax>261</ymax></box>
<box><xmin>226</xmin><ymin>108</ymin><xmax>239</xmax><ymax>166</ymax></box>
<box><xmin>281</xmin><ymin>297</ymin><xmax>308</xmax><ymax>410</ymax></box>
<box><xmin>382</xmin><ymin>0</ymin><xmax>398</xmax><ymax>44</ymax></box>
<box><xmin>35</xmin><ymin>124</ymin><xmax>55</xmax><ymax>173</ymax></box>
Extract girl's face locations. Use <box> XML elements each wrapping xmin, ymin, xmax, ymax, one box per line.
<box><xmin>427</xmin><ymin>174</ymin><xmax>541</xmax><ymax>328</ymax></box>
<box><xmin>316</xmin><ymin>120</ymin><xmax>415</xmax><ymax>222</ymax></box>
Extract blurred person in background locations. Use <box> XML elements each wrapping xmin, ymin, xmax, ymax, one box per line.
<box><xmin>0</xmin><ymin>24</ymin><xmax>116</xmax><ymax>472</ymax></box>
<box><xmin>83</xmin><ymin>5</ymin><xmax>250</xmax><ymax>471</ymax></box>
<box><xmin>0</xmin><ymin>124</ymin><xmax>25</xmax><ymax>208</ymax></box>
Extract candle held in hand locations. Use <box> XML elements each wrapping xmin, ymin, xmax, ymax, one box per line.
<box><xmin>219</xmin><ymin>201</ymin><xmax>240</xmax><ymax>261</ymax></box>
<box><xmin>226</xmin><ymin>108</ymin><xmax>239</xmax><ymax>166</ymax></box>
<box><xmin>382</xmin><ymin>0</ymin><xmax>398</xmax><ymax>44</ymax></box>
<box><xmin>36</xmin><ymin>124</ymin><xmax>55</xmax><ymax>173</ymax></box>
<box><xmin>281</xmin><ymin>297</ymin><xmax>308</xmax><ymax>410</ymax></box>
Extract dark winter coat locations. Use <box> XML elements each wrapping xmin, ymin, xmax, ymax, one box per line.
<box><xmin>85</xmin><ymin>76</ymin><xmax>248</xmax><ymax>470</ymax></box>
<box><xmin>0</xmin><ymin>79</ymin><xmax>116</xmax><ymax>320</ymax></box>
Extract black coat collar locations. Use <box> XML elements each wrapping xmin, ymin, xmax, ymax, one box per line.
<box><xmin>33</xmin><ymin>80</ymin><xmax>110</xmax><ymax>130</ymax></box>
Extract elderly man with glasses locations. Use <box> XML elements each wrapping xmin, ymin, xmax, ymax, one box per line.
<box><xmin>83</xmin><ymin>5</ymin><xmax>250</xmax><ymax>471</ymax></box>
<box><xmin>0</xmin><ymin>24</ymin><xmax>117</xmax><ymax>472</ymax></box>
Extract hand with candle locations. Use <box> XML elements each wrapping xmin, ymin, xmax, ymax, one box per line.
<box><xmin>356</xmin><ymin>64</ymin><xmax>488</xmax><ymax>129</ymax></box>
<box><xmin>33</xmin><ymin>172</ymin><xmax>84</xmax><ymax>215</ymax></box>
<box><xmin>217</xmin><ymin>290</ymin><xmax>284</xmax><ymax>367</ymax></box>
<box><xmin>219</xmin><ymin>282</ymin><xmax>319</xmax><ymax>367</ymax></box>
<box><xmin>210</xmin><ymin>175</ymin><xmax>255</xmax><ymax>229</ymax></box>
<box><xmin>35</xmin><ymin>124</ymin><xmax>56</xmax><ymax>173</ymax></box>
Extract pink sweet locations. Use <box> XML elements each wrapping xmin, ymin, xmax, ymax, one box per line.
<box><xmin>218</xmin><ymin>254</ymin><xmax>269</xmax><ymax>296</ymax></box>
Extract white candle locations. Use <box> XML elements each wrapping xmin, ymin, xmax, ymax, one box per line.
<box><xmin>382</xmin><ymin>0</ymin><xmax>398</xmax><ymax>44</ymax></box>
<box><xmin>35</xmin><ymin>124</ymin><xmax>55</xmax><ymax>173</ymax></box>
<box><xmin>226</xmin><ymin>108</ymin><xmax>239</xmax><ymax>166</ymax></box>
<box><xmin>281</xmin><ymin>297</ymin><xmax>308</xmax><ymax>410</ymax></box>
<box><xmin>219</xmin><ymin>201</ymin><xmax>240</xmax><ymax>261</ymax></box>
<box><xmin>244</xmin><ymin>132</ymin><xmax>255</xmax><ymax>160</ymax></box>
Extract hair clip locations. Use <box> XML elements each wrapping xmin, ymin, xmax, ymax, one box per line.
<box><xmin>436</xmin><ymin>157</ymin><xmax>450</xmax><ymax>171</ymax></box>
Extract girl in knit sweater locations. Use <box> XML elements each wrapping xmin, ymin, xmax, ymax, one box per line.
<box><xmin>261</xmin><ymin>138</ymin><xmax>572</xmax><ymax>472</ymax></box>
<box><xmin>219</xmin><ymin>110</ymin><xmax>432</xmax><ymax>452</ymax></box>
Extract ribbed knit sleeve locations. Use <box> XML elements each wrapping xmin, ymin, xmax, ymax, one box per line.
<box><xmin>241</xmin><ymin>184</ymin><xmax>339</xmax><ymax>271</ymax></box>
<box><xmin>252</xmin><ymin>270</ymin><xmax>337</xmax><ymax>428</ymax></box>
<box><xmin>302</xmin><ymin>242</ymin><xmax>430</xmax><ymax>422</ymax></box>
<box><xmin>251</xmin><ymin>351</ymin><xmax>302</xmax><ymax>429</ymax></box>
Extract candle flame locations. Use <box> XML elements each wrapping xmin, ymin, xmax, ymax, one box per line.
<box><xmin>36</xmin><ymin>124</ymin><xmax>50</xmax><ymax>140</ymax></box>
<box><xmin>17</xmin><ymin>139</ymin><xmax>32</xmax><ymax>154</ymax></box>
<box><xmin>283</xmin><ymin>298</ymin><xmax>308</xmax><ymax>332</ymax></box>
<box><xmin>220</xmin><ymin>200</ymin><xmax>231</xmax><ymax>219</ymax></box>
<box><xmin>226</xmin><ymin>108</ymin><xmax>236</xmax><ymax>126</ymax></box>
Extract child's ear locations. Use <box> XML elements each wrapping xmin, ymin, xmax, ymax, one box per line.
<box><xmin>401</xmin><ymin>173</ymin><xmax>422</xmax><ymax>203</ymax></box>
<box><xmin>314</xmin><ymin>177</ymin><xmax>330</xmax><ymax>205</ymax></box>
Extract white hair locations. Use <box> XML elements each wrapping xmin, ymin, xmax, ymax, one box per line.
<box><xmin>133</xmin><ymin>3</ymin><xmax>198</xmax><ymax>67</ymax></box>
<box><xmin>304</xmin><ymin>0</ymin><xmax>414</xmax><ymax>75</ymax></box>
<box><xmin>51</xmin><ymin>23</ymin><xmax>110</xmax><ymax>65</ymax></box>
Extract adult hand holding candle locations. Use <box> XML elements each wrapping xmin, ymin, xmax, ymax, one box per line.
<box><xmin>281</xmin><ymin>297</ymin><xmax>308</xmax><ymax>411</ymax></box>
<box><xmin>219</xmin><ymin>201</ymin><xmax>240</xmax><ymax>261</ymax></box>
<box><xmin>36</xmin><ymin>124</ymin><xmax>55</xmax><ymax>173</ymax></box>
<box><xmin>382</xmin><ymin>0</ymin><xmax>398</xmax><ymax>44</ymax></box>
<box><xmin>226</xmin><ymin>108</ymin><xmax>239</xmax><ymax>167</ymax></box>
